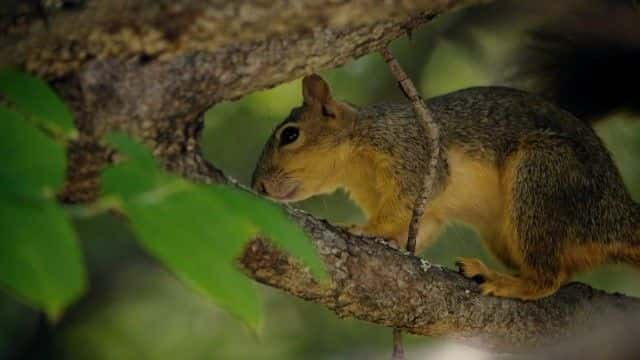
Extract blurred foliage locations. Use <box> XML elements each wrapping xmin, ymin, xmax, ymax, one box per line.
<box><xmin>1</xmin><ymin>6</ymin><xmax>640</xmax><ymax>360</ymax></box>
<box><xmin>0</xmin><ymin>70</ymin><xmax>325</xmax><ymax>353</ymax></box>
<box><xmin>0</xmin><ymin>72</ymin><xmax>85</xmax><ymax>320</ymax></box>
<box><xmin>102</xmin><ymin>134</ymin><xmax>325</xmax><ymax>330</ymax></box>
<box><xmin>0</xmin><ymin>70</ymin><xmax>75</xmax><ymax>137</ymax></box>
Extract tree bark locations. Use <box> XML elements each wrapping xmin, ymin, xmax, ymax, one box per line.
<box><xmin>1</xmin><ymin>0</ymin><xmax>483</xmax><ymax>201</ymax></box>
<box><xmin>242</xmin><ymin>208</ymin><xmax>640</xmax><ymax>352</ymax></box>
<box><xmin>4</xmin><ymin>0</ymin><xmax>639</xmax><ymax>353</ymax></box>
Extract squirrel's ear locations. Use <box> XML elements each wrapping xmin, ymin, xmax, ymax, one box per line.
<box><xmin>302</xmin><ymin>74</ymin><xmax>332</xmax><ymax>106</ymax></box>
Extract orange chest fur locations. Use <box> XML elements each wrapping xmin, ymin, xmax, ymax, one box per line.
<box><xmin>357</xmin><ymin>147</ymin><xmax>510</xmax><ymax>252</ymax></box>
<box><xmin>347</xmin><ymin>146</ymin><xmax>509</xmax><ymax>252</ymax></box>
<box><xmin>425</xmin><ymin>148</ymin><xmax>505</xmax><ymax>239</ymax></box>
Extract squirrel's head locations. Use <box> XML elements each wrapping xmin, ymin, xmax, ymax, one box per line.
<box><xmin>251</xmin><ymin>74</ymin><xmax>358</xmax><ymax>202</ymax></box>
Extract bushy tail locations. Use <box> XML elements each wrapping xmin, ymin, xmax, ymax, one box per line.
<box><xmin>507</xmin><ymin>0</ymin><xmax>640</xmax><ymax>123</ymax></box>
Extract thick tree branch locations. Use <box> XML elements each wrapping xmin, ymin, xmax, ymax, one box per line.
<box><xmin>0</xmin><ymin>0</ymin><xmax>486</xmax><ymax>202</ymax></box>
<box><xmin>5</xmin><ymin>0</ymin><xmax>639</xmax><ymax>353</ymax></box>
<box><xmin>241</xmin><ymin>208</ymin><xmax>640</xmax><ymax>352</ymax></box>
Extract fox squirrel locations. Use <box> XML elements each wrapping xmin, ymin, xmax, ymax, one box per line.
<box><xmin>251</xmin><ymin>73</ymin><xmax>640</xmax><ymax>301</ymax></box>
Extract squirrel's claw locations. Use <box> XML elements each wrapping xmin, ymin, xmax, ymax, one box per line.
<box><xmin>456</xmin><ymin>257</ymin><xmax>490</xmax><ymax>284</ymax></box>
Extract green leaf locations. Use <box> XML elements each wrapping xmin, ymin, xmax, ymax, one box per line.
<box><xmin>0</xmin><ymin>106</ymin><xmax>66</xmax><ymax>200</ymax></box>
<box><xmin>0</xmin><ymin>69</ymin><xmax>75</xmax><ymax>135</ymax></box>
<box><xmin>102</xmin><ymin>162</ymin><xmax>163</xmax><ymax>199</ymax></box>
<box><xmin>101</xmin><ymin>132</ymin><xmax>162</xmax><ymax>198</ymax></box>
<box><xmin>211</xmin><ymin>186</ymin><xmax>327</xmax><ymax>280</ymax></box>
<box><xmin>101</xmin><ymin>134</ymin><xmax>325</xmax><ymax>329</ymax></box>
<box><xmin>123</xmin><ymin>188</ymin><xmax>263</xmax><ymax>330</ymax></box>
<box><xmin>105</xmin><ymin>132</ymin><xmax>158</xmax><ymax>172</ymax></box>
<box><xmin>102</xmin><ymin>135</ymin><xmax>262</xmax><ymax>328</ymax></box>
<box><xmin>0</xmin><ymin>199</ymin><xmax>86</xmax><ymax>320</ymax></box>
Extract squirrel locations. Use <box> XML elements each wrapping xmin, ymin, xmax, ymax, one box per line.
<box><xmin>251</xmin><ymin>74</ymin><xmax>640</xmax><ymax>301</ymax></box>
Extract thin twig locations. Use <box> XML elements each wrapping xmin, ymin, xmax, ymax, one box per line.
<box><xmin>392</xmin><ymin>328</ymin><xmax>405</xmax><ymax>359</ymax></box>
<box><xmin>379</xmin><ymin>47</ymin><xmax>440</xmax><ymax>253</ymax></box>
<box><xmin>379</xmin><ymin>47</ymin><xmax>440</xmax><ymax>360</ymax></box>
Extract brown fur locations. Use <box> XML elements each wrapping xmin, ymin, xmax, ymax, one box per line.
<box><xmin>252</xmin><ymin>74</ymin><xmax>640</xmax><ymax>300</ymax></box>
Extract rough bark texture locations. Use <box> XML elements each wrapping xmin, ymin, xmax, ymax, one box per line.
<box><xmin>1</xmin><ymin>0</ymin><xmax>483</xmax><ymax>202</ymax></box>
<box><xmin>241</xmin><ymin>209</ymin><xmax>640</xmax><ymax>351</ymax></box>
<box><xmin>242</xmin><ymin>209</ymin><xmax>640</xmax><ymax>352</ymax></box>
<box><xmin>3</xmin><ymin>0</ymin><xmax>639</xmax><ymax>353</ymax></box>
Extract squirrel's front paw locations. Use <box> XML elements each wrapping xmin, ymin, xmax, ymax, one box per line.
<box><xmin>456</xmin><ymin>257</ymin><xmax>491</xmax><ymax>284</ymax></box>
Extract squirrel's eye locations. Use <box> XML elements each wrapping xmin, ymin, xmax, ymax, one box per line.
<box><xmin>280</xmin><ymin>126</ymin><xmax>299</xmax><ymax>147</ymax></box>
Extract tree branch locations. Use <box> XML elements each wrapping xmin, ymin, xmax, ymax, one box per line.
<box><xmin>241</xmin><ymin>207</ymin><xmax>640</xmax><ymax>352</ymax></box>
<box><xmin>0</xmin><ymin>0</ymin><xmax>485</xmax><ymax>202</ymax></box>
<box><xmin>5</xmin><ymin>0</ymin><xmax>639</xmax><ymax>353</ymax></box>
<box><xmin>378</xmin><ymin>48</ymin><xmax>440</xmax><ymax>255</ymax></box>
<box><xmin>380</xmin><ymin>46</ymin><xmax>441</xmax><ymax>359</ymax></box>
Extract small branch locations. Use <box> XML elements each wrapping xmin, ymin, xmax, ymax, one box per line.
<box><xmin>381</xmin><ymin>45</ymin><xmax>441</xmax><ymax>359</ymax></box>
<box><xmin>380</xmin><ymin>47</ymin><xmax>440</xmax><ymax>253</ymax></box>
<box><xmin>392</xmin><ymin>328</ymin><xmax>405</xmax><ymax>359</ymax></box>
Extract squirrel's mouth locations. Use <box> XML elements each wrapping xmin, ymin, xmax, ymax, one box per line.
<box><xmin>267</xmin><ymin>182</ymin><xmax>300</xmax><ymax>202</ymax></box>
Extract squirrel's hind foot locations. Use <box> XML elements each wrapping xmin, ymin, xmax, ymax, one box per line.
<box><xmin>456</xmin><ymin>257</ymin><xmax>563</xmax><ymax>301</ymax></box>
